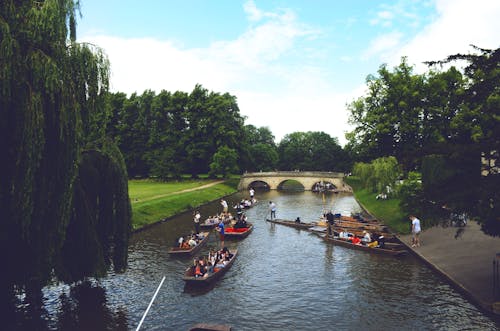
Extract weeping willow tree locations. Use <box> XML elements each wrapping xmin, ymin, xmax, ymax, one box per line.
<box><xmin>0</xmin><ymin>0</ymin><xmax>131</xmax><ymax>308</ymax></box>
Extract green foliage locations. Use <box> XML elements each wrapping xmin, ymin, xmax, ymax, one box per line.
<box><xmin>345</xmin><ymin>177</ymin><xmax>409</xmax><ymax>234</ymax></box>
<box><xmin>352</xmin><ymin>156</ymin><xmax>400</xmax><ymax>194</ymax></box>
<box><xmin>0</xmin><ymin>0</ymin><xmax>131</xmax><ymax>297</ymax></box>
<box><xmin>277</xmin><ymin>131</ymin><xmax>349</xmax><ymax>171</ymax></box>
<box><xmin>397</xmin><ymin>172</ymin><xmax>425</xmax><ymax>219</ymax></box>
<box><xmin>209</xmin><ymin>146</ymin><xmax>239</xmax><ymax>178</ymax></box>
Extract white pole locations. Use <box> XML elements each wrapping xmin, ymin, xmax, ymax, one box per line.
<box><xmin>136</xmin><ymin>276</ymin><xmax>166</xmax><ymax>331</ymax></box>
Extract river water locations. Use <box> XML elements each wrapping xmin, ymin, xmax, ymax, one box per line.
<box><xmin>32</xmin><ymin>191</ymin><xmax>499</xmax><ymax>330</ymax></box>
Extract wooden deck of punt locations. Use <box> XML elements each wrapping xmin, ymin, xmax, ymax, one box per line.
<box><xmin>182</xmin><ymin>250</ymin><xmax>238</xmax><ymax>286</ymax></box>
<box><xmin>188</xmin><ymin>323</ymin><xmax>232</xmax><ymax>331</ymax></box>
<box><xmin>266</xmin><ymin>218</ymin><xmax>315</xmax><ymax>230</ymax></box>
<box><xmin>224</xmin><ymin>223</ymin><xmax>253</xmax><ymax>238</ymax></box>
<box><xmin>321</xmin><ymin>235</ymin><xmax>407</xmax><ymax>256</ymax></box>
<box><xmin>168</xmin><ymin>232</ymin><xmax>210</xmax><ymax>256</ymax></box>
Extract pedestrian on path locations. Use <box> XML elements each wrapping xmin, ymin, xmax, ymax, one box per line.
<box><xmin>410</xmin><ymin>215</ymin><xmax>421</xmax><ymax>247</ymax></box>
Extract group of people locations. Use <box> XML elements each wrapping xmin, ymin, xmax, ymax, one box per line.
<box><xmin>336</xmin><ymin>229</ymin><xmax>386</xmax><ymax>248</ymax></box>
<box><xmin>191</xmin><ymin>247</ymin><xmax>234</xmax><ymax>278</ymax></box>
<box><xmin>177</xmin><ymin>232</ymin><xmax>206</xmax><ymax>249</ymax></box>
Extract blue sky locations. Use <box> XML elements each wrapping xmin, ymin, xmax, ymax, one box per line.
<box><xmin>77</xmin><ymin>0</ymin><xmax>500</xmax><ymax>145</ymax></box>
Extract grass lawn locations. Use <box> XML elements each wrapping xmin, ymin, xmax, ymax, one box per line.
<box><xmin>129</xmin><ymin>178</ymin><xmax>240</xmax><ymax>230</ymax></box>
<box><xmin>345</xmin><ymin>177</ymin><xmax>410</xmax><ymax>234</ymax></box>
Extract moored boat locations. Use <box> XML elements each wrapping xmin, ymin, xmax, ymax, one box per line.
<box><xmin>266</xmin><ymin>218</ymin><xmax>315</xmax><ymax>230</ymax></box>
<box><xmin>321</xmin><ymin>234</ymin><xmax>406</xmax><ymax>256</ymax></box>
<box><xmin>182</xmin><ymin>249</ymin><xmax>238</xmax><ymax>285</ymax></box>
<box><xmin>168</xmin><ymin>232</ymin><xmax>210</xmax><ymax>256</ymax></box>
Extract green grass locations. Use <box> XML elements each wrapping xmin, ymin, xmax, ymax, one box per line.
<box><xmin>129</xmin><ymin>177</ymin><xmax>240</xmax><ymax>230</ymax></box>
<box><xmin>345</xmin><ymin>176</ymin><xmax>410</xmax><ymax>234</ymax></box>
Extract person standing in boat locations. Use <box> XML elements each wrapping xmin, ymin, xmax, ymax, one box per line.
<box><xmin>216</xmin><ymin>219</ymin><xmax>225</xmax><ymax>249</ymax></box>
<box><xmin>269</xmin><ymin>201</ymin><xmax>277</xmax><ymax>220</ymax></box>
<box><xmin>193</xmin><ymin>210</ymin><xmax>201</xmax><ymax>234</ymax></box>
<box><xmin>220</xmin><ymin>199</ymin><xmax>228</xmax><ymax>214</ymax></box>
<box><xmin>249</xmin><ymin>187</ymin><xmax>255</xmax><ymax>202</ymax></box>
<box><xmin>325</xmin><ymin>210</ymin><xmax>335</xmax><ymax>237</ymax></box>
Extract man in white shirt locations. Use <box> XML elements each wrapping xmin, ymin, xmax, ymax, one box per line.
<box><xmin>410</xmin><ymin>215</ymin><xmax>421</xmax><ymax>247</ymax></box>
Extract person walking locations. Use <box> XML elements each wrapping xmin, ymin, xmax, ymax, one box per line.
<box><xmin>193</xmin><ymin>210</ymin><xmax>201</xmax><ymax>234</ymax></box>
<box><xmin>409</xmin><ymin>215</ymin><xmax>421</xmax><ymax>247</ymax></box>
<box><xmin>269</xmin><ymin>201</ymin><xmax>277</xmax><ymax>220</ymax></box>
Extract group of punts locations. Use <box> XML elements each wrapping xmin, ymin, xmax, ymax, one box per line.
<box><xmin>168</xmin><ymin>231</ymin><xmax>211</xmax><ymax>256</ymax></box>
<box><xmin>177</xmin><ymin>221</ymin><xmax>252</xmax><ymax>286</ymax></box>
<box><xmin>267</xmin><ymin>217</ymin><xmax>405</xmax><ymax>256</ymax></box>
<box><xmin>182</xmin><ymin>249</ymin><xmax>238</xmax><ymax>286</ymax></box>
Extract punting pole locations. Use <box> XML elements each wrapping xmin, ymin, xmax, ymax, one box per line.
<box><xmin>135</xmin><ymin>276</ymin><xmax>166</xmax><ymax>331</ymax></box>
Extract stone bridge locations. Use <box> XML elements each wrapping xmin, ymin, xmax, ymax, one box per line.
<box><xmin>237</xmin><ymin>171</ymin><xmax>348</xmax><ymax>191</ymax></box>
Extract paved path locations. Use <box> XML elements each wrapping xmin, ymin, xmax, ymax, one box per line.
<box><xmin>399</xmin><ymin>221</ymin><xmax>500</xmax><ymax>317</ymax></box>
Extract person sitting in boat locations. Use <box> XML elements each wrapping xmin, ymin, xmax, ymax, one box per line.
<box><xmin>295</xmin><ymin>217</ymin><xmax>301</xmax><ymax>223</ymax></box>
<box><xmin>372</xmin><ymin>233</ymin><xmax>386</xmax><ymax>248</ymax></box>
<box><xmin>177</xmin><ymin>236</ymin><xmax>184</xmax><ymax>247</ymax></box>
<box><xmin>181</xmin><ymin>240</ymin><xmax>191</xmax><ymax>249</ymax></box>
<box><xmin>362</xmin><ymin>231</ymin><xmax>372</xmax><ymax>244</ymax></box>
<box><xmin>234</xmin><ymin>214</ymin><xmax>248</xmax><ymax>229</ymax></box>
<box><xmin>194</xmin><ymin>260</ymin><xmax>206</xmax><ymax>277</ymax></box>
<box><xmin>221</xmin><ymin>246</ymin><xmax>233</xmax><ymax>259</ymax></box>
<box><xmin>188</xmin><ymin>235</ymin><xmax>197</xmax><ymax>247</ymax></box>
<box><xmin>351</xmin><ymin>236</ymin><xmax>361</xmax><ymax>245</ymax></box>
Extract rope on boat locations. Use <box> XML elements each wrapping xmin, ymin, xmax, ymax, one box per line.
<box><xmin>136</xmin><ymin>276</ymin><xmax>166</xmax><ymax>331</ymax></box>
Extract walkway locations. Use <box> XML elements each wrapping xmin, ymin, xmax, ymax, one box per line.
<box><xmin>399</xmin><ymin>221</ymin><xmax>500</xmax><ymax>318</ymax></box>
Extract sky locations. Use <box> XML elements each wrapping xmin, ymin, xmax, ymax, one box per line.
<box><xmin>77</xmin><ymin>0</ymin><xmax>500</xmax><ymax>145</ymax></box>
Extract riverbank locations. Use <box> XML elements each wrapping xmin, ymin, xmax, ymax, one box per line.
<box><xmin>129</xmin><ymin>178</ymin><xmax>239</xmax><ymax>230</ymax></box>
<box><xmin>345</xmin><ymin>177</ymin><xmax>500</xmax><ymax>319</ymax></box>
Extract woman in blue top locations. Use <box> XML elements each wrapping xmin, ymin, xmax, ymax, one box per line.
<box><xmin>216</xmin><ymin>220</ymin><xmax>225</xmax><ymax>249</ymax></box>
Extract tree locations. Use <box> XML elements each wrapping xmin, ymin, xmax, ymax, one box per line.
<box><xmin>209</xmin><ymin>146</ymin><xmax>239</xmax><ymax>178</ymax></box>
<box><xmin>278</xmin><ymin>131</ymin><xmax>348</xmax><ymax>171</ymax></box>
<box><xmin>0</xmin><ymin>0</ymin><xmax>131</xmax><ymax>311</ymax></box>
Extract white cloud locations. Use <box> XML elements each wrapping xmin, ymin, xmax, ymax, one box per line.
<box><xmin>81</xmin><ymin>1</ymin><xmax>353</xmax><ymax>145</ymax></box>
<box><xmin>386</xmin><ymin>0</ymin><xmax>500</xmax><ymax>70</ymax></box>
<box><xmin>362</xmin><ymin>31</ymin><xmax>404</xmax><ymax>61</ymax></box>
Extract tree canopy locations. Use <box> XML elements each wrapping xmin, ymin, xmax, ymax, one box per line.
<box><xmin>347</xmin><ymin>46</ymin><xmax>500</xmax><ymax>235</ymax></box>
<box><xmin>0</xmin><ymin>0</ymin><xmax>131</xmax><ymax>307</ymax></box>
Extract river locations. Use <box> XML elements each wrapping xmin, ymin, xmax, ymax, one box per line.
<box><xmin>30</xmin><ymin>190</ymin><xmax>499</xmax><ymax>330</ymax></box>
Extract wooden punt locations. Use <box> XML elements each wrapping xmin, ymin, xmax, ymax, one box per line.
<box><xmin>188</xmin><ymin>323</ymin><xmax>232</xmax><ymax>331</ymax></box>
<box><xmin>183</xmin><ymin>250</ymin><xmax>238</xmax><ymax>286</ymax></box>
<box><xmin>224</xmin><ymin>223</ymin><xmax>253</xmax><ymax>239</ymax></box>
<box><xmin>321</xmin><ymin>235</ymin><xmax>407</xmax><ymax>256</ymax></box>
<box><xmin>266</xmin><ymin>218</ymin><xmax>315</xmax><ymax>230</ymax></box>
<box><xmin>168</xmin><ymin>232</ymin><xmax>210</xmax><ymax>256</ymax></box>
